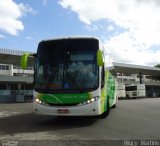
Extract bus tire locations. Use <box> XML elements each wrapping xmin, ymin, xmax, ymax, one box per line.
<box><xmin>112</xmin><ymin>96</ymin><xmax>117</xmax><ymax>108</ymax></box>
<box><xmin>126</xmin><ymin>94</ymin><xmax>130</xmax><ymax>99</ymax></box>
<box><xmin>112</xmin><ymin>104</ymin><xmax>116</xmax><ymax>108</ymax></box>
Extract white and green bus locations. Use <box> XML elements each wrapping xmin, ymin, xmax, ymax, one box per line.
<box><xmin>21</xmin><ymin>37</ymin><xmax>117</xmax><ymax>118</ymax></box>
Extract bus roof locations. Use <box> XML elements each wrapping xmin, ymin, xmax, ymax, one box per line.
<box><xmin>40</xmin><ymin>36</ymin><xmax>100</xmax><ymax>43</ymax></box>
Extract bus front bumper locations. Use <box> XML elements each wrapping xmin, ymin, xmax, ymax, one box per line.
<box><xmin>34</xmin><ymin>99</ymin><xmax>101</xmax><ymax>116</ymax></box>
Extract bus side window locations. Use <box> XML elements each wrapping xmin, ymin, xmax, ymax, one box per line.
<box><xmin>101</xmin><ymin>65</ymin><xmax>105</xmax><ymax>88</ymax></box>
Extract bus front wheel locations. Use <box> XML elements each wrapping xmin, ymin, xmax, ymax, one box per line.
<box><xmin>112</xmin><ymin>96</ymin><xmax>117</xmax><ymax>108</ymax></box>
<box><xmin>126</xmin><ymin>94</ymin><xmax>130</xmax><ymax>99</ymax></box>
<box><xmin>99</xmin><ymin>100</ymin><xmax>110</xmax><ymax>119</ymax></box>
<box><xmin>112</xmin><ymin>104</ymin><xmax>116</xmax><ymax>108</ymax></box>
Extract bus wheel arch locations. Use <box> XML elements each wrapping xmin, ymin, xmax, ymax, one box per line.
<box><xmin>112</xmin><ymin>95</ymin><xmax>117</xmax><ymax>108</ymax></box>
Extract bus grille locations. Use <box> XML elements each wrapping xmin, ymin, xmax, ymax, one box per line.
<box><xmin>47</xmin><ymin>103</ymin><xmax>79</xmax><ymax>106</ymax></box>
<box><xmin>132</xmin><ymin>92</ymin><xmax>137</xmax><ymax>96</ymax></box>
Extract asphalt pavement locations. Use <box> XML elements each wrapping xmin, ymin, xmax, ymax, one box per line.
<box><xmin>0</xmin><ymin>98</ymin><xmax>160</xmax><ymax>145</ymax></box>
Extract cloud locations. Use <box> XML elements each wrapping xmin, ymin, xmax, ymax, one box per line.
<box><xmin>85</xmin><ymin>24</ymin><xmax>99</xmax><ymax>32</ymax></box>
<box><xmin>58</xmin><ymin>0</ymin><xmax>160</xmax><ymax>66</ymax></box>
<box><xmin>107</xmin><ymin>25</ymin><xmax>115</xmax><ymax>32</ymax></box>
<box><xmin>19</xmin><ymin>3</ymin><xmax>37</xmax><ymax>16</ymax></box>
<box><xmin>0</xmin><ymin>0</ymin><xmax>36</xmax><ymax>35</ymax></box>
<box><xmin>26</xmin><ymin>36</ymin><xmax>33</xmax><ymax>40</ymax></box>
<box><xmin>79</xmin><ymin>15</ymin><xmax>91</xmax><ymax>25</ymax></box>
<box><xmin>104</xmin><ymin>32</ymin><xmax>160</xmax><ymax>66</ymax></box>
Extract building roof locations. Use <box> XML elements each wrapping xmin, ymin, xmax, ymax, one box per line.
<box><xmin>110</xmin><ymin>62</ymin><xmax>160</xmax><ymax>76</ymax></box>
<box><xmin>0</xmin><ymin>48</ymin><xmax>35</xmax><ymax>66</ymax></box>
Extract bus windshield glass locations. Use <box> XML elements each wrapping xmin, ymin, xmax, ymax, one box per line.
<box><xmin>34</xmin><ymin>39</ymin><xmax>99</xmax><ymax>93</ymax></box>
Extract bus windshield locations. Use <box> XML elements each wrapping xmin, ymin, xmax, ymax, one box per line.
<box><xmin>34</xmin><ymin>39</ymin><xmax>99</xmax><ymax>93</ymax></box>
<box><xmin>125</xmin><ymin>86</ymin><xmax>137</xmax><ymax>91</ymax></box>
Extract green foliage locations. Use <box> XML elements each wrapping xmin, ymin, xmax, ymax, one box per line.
<box><xmin>154</xmin><ymin>64</ymin><xmax>160</xmax><ymax>68</ymax></box>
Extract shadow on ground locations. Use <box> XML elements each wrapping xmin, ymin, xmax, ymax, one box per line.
<box><xmin>0</xmin><ymin>113</ymin><xmax>98</xmax><ymax>135</ymax></box>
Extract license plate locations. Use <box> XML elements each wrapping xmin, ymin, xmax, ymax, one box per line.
<box><xmin>57</xmin><ymin>109</ymin><xmax>69</xmax><ymax>114</ymax></box>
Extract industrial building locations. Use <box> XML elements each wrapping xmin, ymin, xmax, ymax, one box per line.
<box><xmin>0</xmin><ymin>48</ymin><xmax>34</xmax><ymax>103</ymax></box>
<box><xmin>110</xmin><ymin>62</ymin><xmax>160</xmax><ymax>98</ymax></box>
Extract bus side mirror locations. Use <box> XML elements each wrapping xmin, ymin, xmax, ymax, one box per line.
<box><xmin>97</xmin><ymin>50</ymin><xmax>103</xmax><ymax>66</ymax></box>
<box><xmin>20</xmin><ymin>53</ymin><xmax>30</xmax><ymax>70</ymax></box>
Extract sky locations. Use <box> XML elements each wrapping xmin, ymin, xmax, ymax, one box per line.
<box><xmin>0</xmin><ymin>0</ymin><xmax>160</xmax><ymax>66</ymax></box>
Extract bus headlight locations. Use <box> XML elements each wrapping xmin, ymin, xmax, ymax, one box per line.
<box><xmin>35</xmin><ymin>98</ymin><xmax>40</xmax><ymax>103</ymax></box>
<box><xmin>79</xmin><ymin>96</ymin><xmax>99</xmax><ymax>106</ymax></box>
<box><xmin>35</xmin><ymin>98</ymin><xmax>49</xmax><ymax>106</ymax></box>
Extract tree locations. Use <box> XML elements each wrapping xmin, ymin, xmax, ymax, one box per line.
<box><xmin>154</xmin><ymin>64</ymin><xmax>160</xmax><ymax>68</ymax></box>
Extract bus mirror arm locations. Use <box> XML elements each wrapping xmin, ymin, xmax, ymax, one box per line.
<box><xmin>101</xmin><ymin>81</ymin><xmax>104</xmax><ymax>89</ymax></box>
<box><xmin>32</xmin><ymin>54</ymin><xmax>37</xmax><ymax>57</ymax></box>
